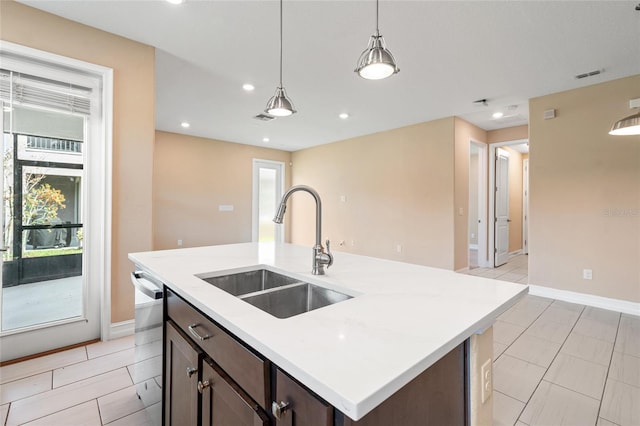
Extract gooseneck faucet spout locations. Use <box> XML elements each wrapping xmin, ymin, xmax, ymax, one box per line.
<box><xmin>273</xmin><ymin>185</ymin><xmax>333</xmax><ymax>275</ymax></box>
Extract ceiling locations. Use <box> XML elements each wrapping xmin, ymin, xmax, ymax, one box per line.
<box><xmin>18</xmin><ymin>1</ymin><xmax>640</xmax><ymax>152</ymax></box>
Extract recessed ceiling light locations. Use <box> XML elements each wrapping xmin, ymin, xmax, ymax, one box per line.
<box><xmin>492</xmin><ymin>112</ymin><xmax>504</xmax><ymax>119</ymax></box>
<box><xmin>339</xmin><ymin>113</ymin><xmax>349</xmax><ymax>119</ymax></box>
<box><xmin>243</xmin><ymin>83</ymin><xmax>255</xmax><ymax>92</ymax></box>
<box><xmin>166</xmin><ymin>0</ymin><xmax>184</xmax><ymax>4</ymax></box>
<box><xmin>263</xmin><ymin>137</ymin><xmax>270</xmax><ymax>143</ymax></box>
<box><xmin>181</xmin><ymin>122</ymin><xmax>190</xmax><ymax>128</ymax></box>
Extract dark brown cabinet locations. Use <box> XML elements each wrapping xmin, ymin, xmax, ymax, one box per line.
<box><xmin>201</xmin><ymin>359</ymin><xmax>269</xmax><ymax>426</ymax></box>
<box><xmin>165</xmin><ymin>321</ymin><xmax>201</xmax><ymax>426</ymax></box>
<box><xmin>272</xmin><ymin>368</ymin><xmax>333</xmax><ymax>426</ymax></box>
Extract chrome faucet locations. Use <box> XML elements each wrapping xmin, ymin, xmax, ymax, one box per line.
<box><xmin>273</xmin><ymin>185</ymin><xmax>333</xmax><ymax>275</ymax></box>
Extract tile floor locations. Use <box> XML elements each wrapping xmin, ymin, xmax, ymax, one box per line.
<box><xmin>492</xmin><ymin>294</ymin><xmax>640</xmax><ymax>426</ymax></box>
<box><xmin>0</xmin><ymin>335</ymin><xmax>162</xmax><ymax>426</ymax></box>
<box><xmin>1</xmin><ymin>254</ymin><xmax>638</xmax><ymax>425</ymax></box>
<box><xmin>465</xmin><ymin>252</ymin><xmax>530</xmax><ymax>285</ymax></box>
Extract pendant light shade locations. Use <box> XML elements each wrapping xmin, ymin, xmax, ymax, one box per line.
<box><xmin>355</xmin><ymin>0</ymin><xmax>399</xmax><ymax>80</ymax></box>
<box><xmin>266</xmin><ymin>87</ymin><xmax>296</xmax><ymax>117</ymax></box>
<box><xmin>265</xmin><ymin>0</ymin><xmax>296</xmax><ymax>116</ymax></box>
<box><xmin>609</xmin><ymin>111</ymin><xmax>640</xmax><ymax>136</ymax></box>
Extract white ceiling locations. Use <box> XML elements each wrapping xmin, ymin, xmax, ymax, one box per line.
<box><xmin>18</xmin><ymin>1</ymin><xmax>640</xmax><ymax>152</ymax></box>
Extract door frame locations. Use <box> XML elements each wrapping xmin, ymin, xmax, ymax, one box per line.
<box><xmin>523</xmin><ymin>158</ymin><xmax>529</xmax><ymax>255</ymax></box>
<box><xmin>0</xmin><ymin>41</ymin><xmax>113</xmax><ymax>360</ymax></box>
<box><xmin>488</xmin><ymin>139</ymin><xmax>527</xmax><ymax>268</ymax></box>
<box><xmin>469</xmin><ymin>140</ymin><xmax>490</xmax><ymax>267</ymax></box>
<box><xmin>251</xmin><ymin>159</ymin><xmax>285</xmax><ymax>243</ymax></box>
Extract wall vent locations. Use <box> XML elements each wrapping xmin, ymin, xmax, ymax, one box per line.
<box><xmin>253</xmin><ymin>113</ymin><xmax>276</xmax><ymax>122</ymax></box>
<box><xmin>575</xmin><ymin>69</ymin><xmax>603</xmax><ymax>79</ymax></box>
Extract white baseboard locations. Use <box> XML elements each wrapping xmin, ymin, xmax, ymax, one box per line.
<box><xmin>529</xmin><ymin>285</ymin><xmax>640</xmax><ymax>317</ymax></box>
<box><xmin>109</xmin><ymin>320</ymin><xmax>135</xmax><ymax>340</ymax></box>
<box><xmin>509</xmin><ymin>249</ymin><xmax>522</xmax><ymax>256</ymax></box>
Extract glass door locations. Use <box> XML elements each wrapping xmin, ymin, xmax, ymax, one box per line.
<box><xmin>252</xmin><ymin>160</ymin><xmax>285</xmax><ymax>243</ymax></box>
<box><xmin>2</xmin><ymin>132</ymin><xmax>84</xmax><ymax>330</ymax></box>
<box><xmin>0</xmin><ymin>57</ymin><xmax>104</xmax><ymax>362</ymax></box>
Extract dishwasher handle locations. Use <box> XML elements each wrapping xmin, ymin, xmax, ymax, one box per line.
<box><xmin>131</xmin><ymin>271</ymin><xmax>163</xmax><ymax>300</ymax></box>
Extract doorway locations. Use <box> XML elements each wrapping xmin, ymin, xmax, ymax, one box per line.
<box><xmin>489</xmin><ymin>139</ymin><xmax>529</xmax><ymax>270</ymax></box>
<box><xmin>0</xmin><ymin>42</ymin><xmax>112</xmax><ymax>362</ymax></box>
<box><xmin>252</xmin><ymin>159</ymin><xmax>285</xmax><ymax>243</ymax></box>
<box><xmin>468</xmin><ymin>140</ymin><xmax>488</xmax><ymax>268</ymax></box>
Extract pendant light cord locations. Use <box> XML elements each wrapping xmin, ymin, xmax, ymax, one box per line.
<box><xmin>375</xmin><ymin>0</ymin><xmax>380</xmax><ymax>35</ymax></box>
<box><xmin>279</xmin><ymin>0</ymin><xmax>283</xmax><ymax>87</ymax></box>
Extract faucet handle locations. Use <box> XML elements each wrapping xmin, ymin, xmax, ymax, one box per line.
<box><xmin>325</xmin><ymin>239</ymin><xmax>333</xmax><ymax>268</ymax></box>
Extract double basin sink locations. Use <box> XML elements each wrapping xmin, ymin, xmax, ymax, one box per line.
<box><xmin>198</xmin><ymin>269</ymin><xmax>352</xmax><ymax>319</ymax></box>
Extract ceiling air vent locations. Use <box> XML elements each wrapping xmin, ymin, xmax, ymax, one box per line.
<box><xmin>575</xmin><ymin>69</ymin><xmax>603</xmax><ymax>79</ymax></box>
<box><xmin>253</xmin><ymin>113</ymin><xmax>276</xmax><ymax>122</ymax></box>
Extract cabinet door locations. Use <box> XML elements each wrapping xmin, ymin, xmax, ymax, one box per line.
<box><xmin>165</xmin><ymin>321</ymin><xmax>201</xmax><ymax>426</ymax></box>
<box><xmin>200</xmin><ymin>359</ymin><xmax>269</xmax><ymax>426</ymax></box>
<box><xmin>273</xmin><ymin>368</ymin><xmax>333</xmax><ymax>426</ymax></box>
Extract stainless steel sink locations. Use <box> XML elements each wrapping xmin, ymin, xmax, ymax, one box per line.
<box><xmin>240</xmin><ymin>283</ymin><xmax>352</xmax><ymax>319</ymax></box>
<box><xmin>199</xmin><ymin>269</ymin><xmax>353</xmax><ymax>318</ymax></box>
<box><xmin>201</xmin><ymin>269</ymin><xmax>300</xmax><ymax>296</ymax></box>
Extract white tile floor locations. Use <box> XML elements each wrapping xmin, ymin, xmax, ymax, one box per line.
<box><xmin>0</xmin><ymin>335</ymin><xmax>161</xmax><ymax>426</ymax></box>
<box><xmin>1</xmin><ymin>255</ymin><xmax>638</xmax><ymax>425</ymax></box>
<box><xmin>464</xmin><ymin>253</ymin><xmax>640</xmax><ymax>425</ymax></box>
<box><xmin>493</xmin><ymin>296</ymin><xmax>640</xmax><ymax>426</ymax></box>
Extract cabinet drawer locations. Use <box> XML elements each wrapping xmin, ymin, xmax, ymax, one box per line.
<box><xmin>166</xmin><ymin>289</ymin><xmax>270</xmax><ymax>410</ymax></box>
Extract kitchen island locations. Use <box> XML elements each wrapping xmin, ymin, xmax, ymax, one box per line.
<box><xmin>129</xmin><ymin>242</ymin><xmax>527</xmax><ymax>424</ymax></box>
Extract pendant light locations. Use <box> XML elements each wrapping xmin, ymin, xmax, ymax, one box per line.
<box><xmin>265</xmin><ymin>0</ymin><xmax>296</xmax><ymax>117</ymax></box>
<box><xmin>355</xmin><ymin>0</ymin><xmax>399</xmax><ymax>80</ymax></box>
<box><xmin>609</xmin><ymin>112</ymin><xmax>640</xmax><ymax>135</ymax></box>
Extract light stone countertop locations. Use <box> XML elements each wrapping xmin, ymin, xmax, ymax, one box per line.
<box><xmin>129</xmin><ymin>242</ymin><xmax>527</xmax><ymax>420</ymax></box>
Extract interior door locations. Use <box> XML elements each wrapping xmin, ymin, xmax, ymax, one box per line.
<box><xmin>494</xmin><ymin>148</ymin><xmax>510</xmax><ymax>266</ymax></box>
<box><xmin>523</xmin><ymin>159</ymin><xmax>529</xmax><ymax>255</ymax></box>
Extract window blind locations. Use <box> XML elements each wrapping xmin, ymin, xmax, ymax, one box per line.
<box><xmin>0</xmin><ymin>69</ymin><xmax>92</xmax><ymax>115</ymax></box>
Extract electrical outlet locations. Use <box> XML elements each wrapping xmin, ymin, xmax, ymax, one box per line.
<box><xmin>396</xmin><ymin>244</ymin><xmax>402</xmax><ymax>253</ymax></box>
<box><xmin>481</xmin><ymin>359</ymin><xmax>492</xmax><ymax>404</ymax></box>
<box><xmin>177</xmin><ymin>239</ymin><xmax>183</xmax><ymax>247</ymax></box>
<box><xmin>583</xmin><ymin>269</ymin><xmax>593</xmax><ymax>280</ymax></box>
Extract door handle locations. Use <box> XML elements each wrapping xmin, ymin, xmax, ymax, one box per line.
<box><xmin>507</xmin><ymin>219</ymin><xmax>512</xmax><ymax>222</ymax></box>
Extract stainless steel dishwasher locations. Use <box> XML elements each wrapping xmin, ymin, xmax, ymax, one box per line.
<box><xmin>131</xmin><ymin>270</ymin><xmax>164</xmax><ymax>426</ymax></box>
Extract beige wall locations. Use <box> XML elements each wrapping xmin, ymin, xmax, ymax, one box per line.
<box><xmin>453</xmin><ymin>118</ymin><xmax>487</xmax><ymax>270</ymax></box>
<box><xmin>529</xmin><ymin>74</ymin><xmax>640</xmax><ymax>302</ymax></box>
<box><xmin>290</xmin><ymin>118</ymin><xmax>456</xmax><ymax>269</ymax></box>
<box><xmin>1</xmin><ymin>1</ymin><xmax>155</xmax><ymax>323</ymax></box>
<box><xmin>503</xmin><ymin>147</ymin><xmax>524</xmax><ymax>253</ymax></box>
<box><xmin>153</xmin><ymin>132</ymin><xmax>292</xmax><ymax>250</ymax></box>
<box><xmin>487</xmin><ymin>125</ymin><xmax>528</xmax><ymax>144</ymax></box>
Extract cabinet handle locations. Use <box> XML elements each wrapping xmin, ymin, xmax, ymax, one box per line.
<box><xmin>186</xmin><ymin>367</ymin><xmax>198</xmax><ymax>378</ymax></box>
<box><xmin>272</xmin><ymin>401</ymin><xmax>290</xmax><ymax>419</ymax></box>
<box><xmin>188</xmin><ymin>323</ymin><xmax>211</xmax><ymax>341</ymax></box>
<box><xmin>197</xmin><ymin>379</ymin><xmax>211</xmax><ymax>394</ymax></box>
